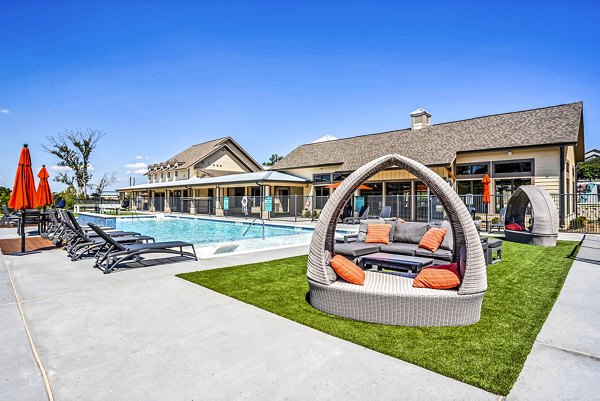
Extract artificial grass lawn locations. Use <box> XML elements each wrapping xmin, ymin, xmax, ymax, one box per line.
<box><xmin>177</xmin><ymin>240</ymin><xmax>576</xmax><ymax>395</ymax></box>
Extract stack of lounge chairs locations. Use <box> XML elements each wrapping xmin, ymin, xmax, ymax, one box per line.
<box><xmin>44</xmin><ymin>209</ymin><xmax>197</xmax><ymax>273</ymax></box>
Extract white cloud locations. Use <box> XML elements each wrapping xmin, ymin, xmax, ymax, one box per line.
<box><xmin>51</xmin><ymin>165</ymin><xmax>72</xmax><ymax>171</ymax></box>
<box><xmin>124</xmin><ymin>162</ymin><xmax>148</xmax><ymax>175</ymax></box>
<box><xmin>134</xmin><ymin>155</ymin><xmax>149</xmax><ymax>160</ymax></box>
<box><xmin>0</xmin><ymin>109</ymin><xmax>9</xmax><ymax>114</ymax></box>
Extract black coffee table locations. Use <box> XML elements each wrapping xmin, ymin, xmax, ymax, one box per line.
<box><xmin>358</xmin><ymin>253</ymin><xmax>433</xmax><ymax>273</ymax></box>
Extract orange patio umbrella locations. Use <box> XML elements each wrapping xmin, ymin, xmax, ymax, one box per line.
<box><xmin>326</xmin><ymin>181</ymin><xmax>372</xmax><ymax>190</ymax></box>
<box><xmin>8</xmin><ymin>144</ymin><xmax>39</xmax><ymax>253</ymax></box>
<box><xmin>482</xmin><ymin>173</ymin><xmax>491</xmax><ymax>229</ymax></box>
<box><xmin>36</xmin><ymin>165</ymin><xmax>54</xmax><ymax>208</ymax></box>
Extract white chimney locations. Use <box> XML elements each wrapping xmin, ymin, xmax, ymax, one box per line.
<box><xmin>410</xmin><ymin>108</ymin><xmax>431</xmax><ymax>130</ymax></box>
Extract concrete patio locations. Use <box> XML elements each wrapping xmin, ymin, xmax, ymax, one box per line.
<box><xmin>1</xmin><ymin>226</ymin><xmax>598</xmax><ymax>400</ymax></box>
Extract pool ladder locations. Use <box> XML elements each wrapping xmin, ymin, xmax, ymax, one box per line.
<box><xmin>242</xmin><ymin>218</ymin><xmax>265</xmax><ymax>240</ymax></box>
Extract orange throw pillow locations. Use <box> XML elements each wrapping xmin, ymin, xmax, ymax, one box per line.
<box><xmin>418</xmin><ymin>228</ymin><xmax>447</xmax><ymax>252</ymax></box>
<box><xmin>413</xmin><ymin>268</ymin><xmax>460</xmax><ymax>289</ymax></box>
<box><xmin>330</xmin><ymin>255</ymin><xmax>365</xmax><ymax>285</ymax></box>
<box><xmin>365</xmin><ymin>224</ymin><xmax>391</xmax><ymax>244</ymax></box>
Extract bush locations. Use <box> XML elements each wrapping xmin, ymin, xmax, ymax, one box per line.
<box><xmin>569</xmin><ymin>216</ymin><xmax>587</xmax><ymax>230</ymax></box>
<box><xmin>491</xmin><ymin>217</ymin><xmax>500</xmax><ymax>224</ymax></box>
<box><xmin>311</xmin><ymin>210</ymin><xmax>320</xmax><ymax>218</ymax></box>
<box><xmin>54</xmin><ymin>187</ymin><xmax>77</xmax><ymax>210</ymax></box>
<box><xmin>302</xmin><ymin>210</ymin><xmax>311</xmax><ymax>218</ymax></box>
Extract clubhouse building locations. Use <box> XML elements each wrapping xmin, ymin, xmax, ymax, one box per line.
<box><xmin>118</xmin><ymin>102</ymin><xmax>585</xmax><ymax>223</ymax></box>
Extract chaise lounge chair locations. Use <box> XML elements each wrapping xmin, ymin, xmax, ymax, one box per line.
<box><xmin>343</xmin><ymin>205</ymin><xmax>369</xmax><ymax>224</ymax></box>
<box><xmin>88</xmin><ymin>223</ymin><xmax>197</xmax><ymax>274</ymax></box>
<box><xmin>1</xmin><ymin>205</ymin><xmax>20</xmax><ymax>227</ymax></box>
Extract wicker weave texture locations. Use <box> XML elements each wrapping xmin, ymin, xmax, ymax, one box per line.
<box><xmin>306</xmin><ymin>154</ymin><xmax>487</xmax><ymax>326</ymax></box>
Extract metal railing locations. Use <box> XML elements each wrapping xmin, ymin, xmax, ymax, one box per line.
<box><xmin>125</xmin><ymin>193</ymin><xmax>600</xmax><ymax>233</ymax></box>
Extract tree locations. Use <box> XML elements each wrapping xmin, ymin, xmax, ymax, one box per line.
<box><xmin>43</xmin><ymin>129</ymin><xmax>105</xmax><ymax>197</ymax></box>
<box><xmin>0</xmin><ymin>186</ymin><xmax>11</xmax><ymax>206</ymax></box>
<box><xmin>263</xmin><ymin>154</ymin><xmax>283</xmax><ymax>166</ymax></box>
<box><xmin>90</xmin><ymin>172</ymin><xmax>117</xmax><ymax>197</ymax></box>
<box><xmin>577</xmin><ymin>158</ymin><xmax>600</xmax><ymax>181</ymax></box>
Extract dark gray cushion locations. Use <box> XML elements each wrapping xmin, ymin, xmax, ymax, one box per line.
<box><xmin>357</xmin><ymin>219</ymin><xmax>385</xmax><ymax>242</ymax></box>
<box><xmin>335</xmin><ymin>242</ymin><xmax>380</xmax><ymax>258</ymax></box>
<box><xmin>415</xmin><ymin>247</ymin><xmax>453</xmax><ymax>261</ymax></box>
<box><xmin>394</xmin><ymin>222</ymin><xmax>429</xmax><ymax>244</ymax></box>
<box><xmin>379</xmin><ymin>242</ymin><xmax>419</xmax><ymax>256</ymax></box>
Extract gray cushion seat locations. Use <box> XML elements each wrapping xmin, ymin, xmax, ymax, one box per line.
<box><xmin>379</xmin><ymin>242</ymin><xmax>419</xmax><ymax>256</ymax></box>
<box><xmin>335</xmin><ymin>242</ymin><xmax>380</xmax><ymax>258</ymax></box>
<box><xmin>415</xmin><ymin>247</ymin><xmax>453</xmax><ymax>261</ymax></box>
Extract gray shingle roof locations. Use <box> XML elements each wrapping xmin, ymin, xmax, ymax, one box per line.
<box><xmin>273</xmin><ymin>102</ymin><xmax>583</xmax><ymax>171</ymax></box>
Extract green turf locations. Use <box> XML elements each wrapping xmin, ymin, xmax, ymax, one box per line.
<box><xmin>177</xmin><ymin>240</ymin><xmax>576</xmax><ymax>395</ymax></box>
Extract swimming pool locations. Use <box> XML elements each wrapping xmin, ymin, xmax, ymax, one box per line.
<box><xmin>116</xmin><ymin>216</ymin><xmax>311</xmax><ymax>244</ymax></box>
<box><xmin>114</xmin><ymin>216</ymin><xmax>331</xmax><ymax>256</ymax></box>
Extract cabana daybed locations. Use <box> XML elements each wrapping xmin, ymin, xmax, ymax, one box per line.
<box><xmin>307</xmin><ymin>154</ymin><xmax>487</xmax><ymax>326</ymax></box>
<box><xmin>504</xmin><ymin>185</ymin><xmax>559</xmax><ymax>247</ymax></box>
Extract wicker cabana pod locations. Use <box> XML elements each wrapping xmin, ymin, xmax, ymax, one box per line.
<box><xmin>307</xmin><ymin>154</ymin><xmax>487</xmax><ymax>326</ymax></box>
<box><xmin>504</xmin><ymin>185</ymin><xmax>559</xmax><ymax>247</ymax></box>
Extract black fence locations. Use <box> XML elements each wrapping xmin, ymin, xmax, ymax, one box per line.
<box><xmin>125</xmin><ymin>193</ymin><xmax>600</xmax><ymax>233</ymax></box>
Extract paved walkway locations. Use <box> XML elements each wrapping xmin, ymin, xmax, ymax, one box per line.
<box><xmin>0</xmin><ymin>227</ymin><xmax>497</xmax><ymax>401</ymax></box>
<box><xmin>507</xmin><ymin>234</ymin><xmax>600</xmax><ymax>400</ymax></box>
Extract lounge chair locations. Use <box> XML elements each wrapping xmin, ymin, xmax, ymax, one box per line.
<box><xmin>62</xmin><ymin>216</ymin><xmax>154</xmax><ymax>261</ymax></box>
<box><xmin>58</xmin><ymin>209</ymin><xmax>139</xmax><ymax>248</ymax></box>
<box><xmin>88</xmin><ymin>223</ymin><xmax>197</xmax><ymax>274</ymax></box>
<box><xmin>488</xmin><ymin>208</ymin><xmax>506</xmax><ymax>233</ymax></box>
<box><xmin>1</xmin><ymin>205</ymin><xmax>20</xmax><ymax>227</ymax></box>
<box><xmin>343</xmin><ymin>205</ymin><xmax>369</xmax><ymax>224</ymax></box>
<box><xmin>338</xmin><ymin>204</ymin><xmax>353</xmax><ymax>223</ymax></box>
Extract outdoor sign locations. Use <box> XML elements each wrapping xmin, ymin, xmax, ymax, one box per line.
<box><xmin>354</xmin><ymin>196</ymin><xmax>364</xmax><ymax>212</ymax></box>
<box><xmin>264</xmin><ymin>196</ymin><xmax>273</xmax><ymax>212</ymax></box>
<box><xmin>223</xmin><ymin>196</ymin><xmax>229</xmax><ymax>211</ymax></box>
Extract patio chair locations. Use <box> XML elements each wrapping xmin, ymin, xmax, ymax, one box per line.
<box><xmin>343</xmin><ymin>205</ymin><xmax>369</xmax><ymax>224</ymax></box>
<box><xmin>378</xmin><ymin>205</ymin><xmax>392</xmax><ymax>219</ymax></box>
<box><xmin>488</xmin><ymin>208</ymin><xmax>506</xmax><ymax>233</ymax></box>
<box><xmin>88</xmin><ymin>223</ymin><xmax>197</xmax><ymax>274</ymax></box>
<box><xmin>1</xmin><ymin>204</ymin><xmax>20</xmax><ymax>227</ymax></box>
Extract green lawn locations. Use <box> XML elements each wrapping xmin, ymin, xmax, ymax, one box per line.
<box><xmin>177</xmin><ymin>240</ymin><xmax>576</xmax><ymax>395</ymax></box>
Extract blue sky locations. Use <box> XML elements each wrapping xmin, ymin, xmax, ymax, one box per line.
<box><xmin>0</xmin><ymin>0</ymin><xmax>598</xmax><ymax>192</ymax></box>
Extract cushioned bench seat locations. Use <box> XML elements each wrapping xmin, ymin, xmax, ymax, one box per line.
<box><xmin>415</xmin><ymin>247</ymin><xmax>453</xmax><ymax>261</ymax></box>
<box><xmin>335</xmin><ymin>242</ymin><xmax>381</xmax><ymax>258</ymax></box>
<box><xmin>379</xmin><ymin>242</ymin><xmax>418</xmax><ymax>256</ymax></box>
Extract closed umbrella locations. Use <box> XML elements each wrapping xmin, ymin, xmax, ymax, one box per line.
<box><xmin>8</xmin><ymin>144</ymin><xmax>39</xmax><ymax>253</ymax></box>
<box><xmin>36</xmin><ymin>165</ymin><xmax>54</xmax><ymax>208</ymax></box>
<box><xmin>482</xmin><ymin>174</ymin><xmax>491</xmax><ymax>230</ymax></box>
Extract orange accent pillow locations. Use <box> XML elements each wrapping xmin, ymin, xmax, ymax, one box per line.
<box><xmin>365</xmin><ymin>224</ymin><xmax>391</xmax><ymax>244</ymax></box>
<box><xmin>418</xmin><ymin>228</ymin><xmax>447</xmax><ymax>252</ymax></box>
<box><xmin>412</xmin><ymin>268</ymin><xmax>460</xmax><ymax>289</ymax></box>
<box><xmin>330</xmin><ymin>255</ymin><xmax>365</xmax><ymax>285</ymax></box>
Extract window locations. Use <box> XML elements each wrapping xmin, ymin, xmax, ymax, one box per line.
<box><xmin>495</xmin><ymin>178</ymin><xmax>532</xmax><ymax>212</ymax></box>
<box><xmin>385</xmin><ymin>182</ymin><xmax>411</xmax><ymax>195</ymax></box>
<box><xmin>175</xmin><ymin>171</ymin><xmax>178</xmax><ymax>178</ymax></box>
<box><xmin>313</xmin><ymin>173</ymin><xmax>331</xmax><ymax>184</ymax></box>
<box><xmin>493</xmin><ymin>160</ymin><xmax>533</xmax><ymax>176</ymax></box>
<box><xmin>332</xmin><ymin>172</ymin><xmax>349</xmax><ymax>182</ymax></box>
<box><xmin>314</xmin><ymin>186</ymin><xmax>329</xmax><ymax>197</ymax></box>
<box><xmin>456</xmin><ymin>180</ymin><xmax>484</xmax><ymax>195</ymax></box>
<box><xmin>167</xmin><ymin>172</ymin><xmax>171</xmax><ymax>179</ymax></box>
<box><xmin>456</xmin><ymin>163</ymin><xmax>489</xmax><ymax>176</ymax></box>
<box><xmin>160</xmin><ymin>172</ymin><xmax>164</xmax><ymax>179</ymax></box>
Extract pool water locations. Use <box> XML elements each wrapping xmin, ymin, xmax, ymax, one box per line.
<box><xmin>116</xmin><ymin>217</ymin><xmax>311</xmax><ymax>245</ymax></box>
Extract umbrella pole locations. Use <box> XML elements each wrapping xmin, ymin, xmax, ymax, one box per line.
<box><xmin>21</xmin><ymin>209</ymin><xmax>26</xmax><ymax>253</ymax></box>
